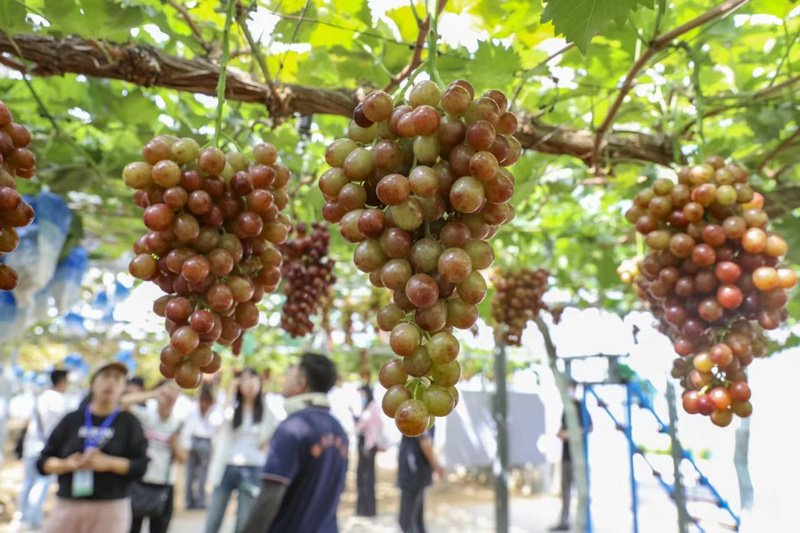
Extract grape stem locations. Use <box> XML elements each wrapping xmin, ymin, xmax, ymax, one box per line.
<box><xmin>214</xmin><ymin>0</ymin><xmax>238</xmax><ymax>148</ymax></box>
<box><xmin>425</xmin><ymin>0</ymin><xmax>446</xmax><ymax>90</ymax></box>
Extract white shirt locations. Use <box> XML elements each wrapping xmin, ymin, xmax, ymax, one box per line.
<box><xmin>131</xmin><ymin>405</ymin><xmax>183</xmax><ymax>485</ymax></box>
<box><xmin>207</xmin><ymin>405</ymin><xmax>278</xmax><ymax>487</ymax></box>
<box><xmin>181</xmin><ymin>404</ymin><xmax>216</xmax><ymax>446</ymax></box>
<box><xmin>22</xmin><ymin>389</ymin><xmax>68</xmax><ymax>458</ymax></box>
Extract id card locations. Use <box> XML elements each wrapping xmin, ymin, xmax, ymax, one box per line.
<box><xmin>72</xmin><ymin>469</ymin><xmax>94</xmax><ymax>498</ymax></box>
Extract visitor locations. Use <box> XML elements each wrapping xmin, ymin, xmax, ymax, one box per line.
<box><xmin>126</xmin><ymin>376</ymin><xmax>145</xmax><ymax>396</ymax></box>
<box><xmin>354</xmin><ymin>383</ymin><xmax>383</xmax><ymax>517</ymax></box>
<box><xmin>241</xmin><ymin>353</ymin><xmax>348</xmax><ymax>533</ymax></box>
<box><xmin>204</xmin><ymin>368</ymin><xmax>277</xmax><ymax>533</ymax></box>
<box><xmin>37</xmin><ymin>361</ymin><xmax>148</xmax><ymax>533</ymax></box>
<box><xmin>122</xmin><ymin>380</ymin><xmax>186</xmax><ymax>533</ymax></box>
<box><xmin>182</xmin><ymin>383</ymin><xmax>216</xmax><ymax>510</ymax></box>
<box><xmin>551</xmin><ymin>379</ymin><xmax>593</xmax><ymax>532</ymax></box>
<box><xmin>397</xmin><ymin>426</ymin><xmax>446</xmax><ymax>533</ymax></box>
<box><xmin>15</xmin><ymin>369</ymin><xmax>71</xmax><ymax>531</ymax></box>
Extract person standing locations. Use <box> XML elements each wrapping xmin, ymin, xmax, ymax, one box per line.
<box><xmin>551</xmin><ymin>380</ymin><xmax>593</xmax><ymax>532</ymax></box>
<box><xmin>16</xmin><ymin>369</ymin><xmax>71</xmax><ymax>531</ymax></box>
<box><xmin>241</xmin><ymin>353</ymin><xmax>348</xmax><ymax>533</ymax></box>
<box><xmin>354</xmin><ymin>384</ymin><xmax>382</xmax><ymax>517</ymax></box>
<box><xmin>182</xmin><ymin>384</ymin><xmax>216</xmax><ymax>510</ymax></box>
<box><xmin>37</xmin><ymin>361</ymin><xmax>148</xmax><ymax>533</ymax></box>
<box><xmin>397</xmin><ymin>426</ymin><xmax>445</xmax><ymax>533</ymax></box>
<box><xmin>204</xmin><ymin>369</ymin><xmax>277</xmax><ymax>533</ymax></box>
<box><xmin>122</xmin><ymin>381</ymin><xmax>186</xmax><ymax>533</ymax></box>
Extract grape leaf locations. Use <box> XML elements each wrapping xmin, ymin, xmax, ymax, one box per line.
<box><xmin>541</xmin><ymin>0</ymin><xmax>654</xmax><ymax>54</ymax></box>
<box><xmin>0</xmin><ymin>0</ymin><xmax>30</xmax><ymax>35</ymax></box>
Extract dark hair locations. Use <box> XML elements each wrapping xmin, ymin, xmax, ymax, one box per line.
<box><xmin>51</xmin><ymin>369</ymin><xmax>68</xmax><ymax>387</ymax></box>
<box><xmin>360</xmin><ymin>384</ymin><xmax>374</xmax><ymax>405</ymax></box>
<box><xmin>298</xmin><ymin>353</ymin><xmax>338</xmax><ymax>394</ymax></box>
<box><xmin>199</xmin><ymin>384</ymin><xmax>214</xmax><ymax>403</ymax></box>
<box><xmin>128</xmin><ymin>376</ymin><xmax>145</xmax><ymax>389</ymax></box>
<box><xmin>233</xmin><ymin>368</ymin><xmax>263</xmax><ymax>429</ymax></box>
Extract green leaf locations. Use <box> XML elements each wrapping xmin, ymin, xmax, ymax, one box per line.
<box><xmin>541</xmin><ymin>0</ymin><xmax>654</xmax><ymax>54</ymax></box>
<box><xmin>0</xmin><ymin>0</ymin><xmax>31</xmax><ymax>35</ymax></box>
<box><xmin>467</xmin><ymin>40</ymin><xmax>521</xmax><ymax>93</ymax></box>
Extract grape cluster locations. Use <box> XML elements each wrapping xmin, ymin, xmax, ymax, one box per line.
<box><xmin>491</xmin><ymin>268</ymin><xmax>551</xmax><ymax>346</ymax></box>
<box><xmin>279</xmin><ymin>222</ymin><xmax>336</xmax><ymax>337</ymax></box>
<box><xmin>124</xmin><ymin>136</ymin><xmax>290</xmax><ymax>388</ymax></box>
<box><xmin>0</xmin><ymin>100</ymin><xmax>36</xmax><ymax>290</ymax></box>
<box><xmin>322</xmin><ymin>79</ymin><xmax>518</xmax><ymax>436</ymax></box>
<box><xmin>626</xmin><ymin>156</ymin><xmax>797</xmax><ymax>427</ymax></box>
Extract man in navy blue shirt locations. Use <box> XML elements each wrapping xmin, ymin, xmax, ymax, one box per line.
<box><xmin>242</xmin><ymin>353</ymin><xmax>348</xmax><ymax>533</ymax></box>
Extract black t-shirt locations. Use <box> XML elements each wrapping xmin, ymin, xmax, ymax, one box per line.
<box><xmin>37</xmin><ymin>409</ymin><xmax>149</xmax><ymax>500</ymax></box>
<box><xmin>561</xmin><ymin>399</ymin><xmax>592</xmax><ymax>462</ymax></box>
<box><xmin>397</xmin><ymin>427</ymin><xmax>435</xmax><ymax>490</ymax></box>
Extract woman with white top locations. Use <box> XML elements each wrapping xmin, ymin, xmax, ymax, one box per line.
<box><xmin>122</xmin><ymin>380</ymin><xmax>187</xmax><ymax>533</ymax></box>
<box><xmin>204</xmin><ymin>368</ymin><xmax>276</xmax><ymax>533</ymax></box>
<box><xmin>354</xmin><ymin>384</ymin><xmax>383</xmax><ymax>517</ymax></box>
<box><xmin>182</xmin><ymin>384</ymin><xmax>216</xmax><ymax>510</ymax></box>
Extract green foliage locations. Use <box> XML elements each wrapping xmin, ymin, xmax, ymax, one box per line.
<box><xmin>542</xmin><ymin>0</ymin><xmax>653</xmax><ymax>54</ymax></box>
<box><xmin>0</xmin><ymin>0</ymin><xmax>798</xmax><ymax>350</ymax></box>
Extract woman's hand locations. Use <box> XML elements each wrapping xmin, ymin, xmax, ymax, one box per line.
<box><xmin>81</xmin><ymin>448</ymin><xmax>129</xmax><ymax>474</ymax></box>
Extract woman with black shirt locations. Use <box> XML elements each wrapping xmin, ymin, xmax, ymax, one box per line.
<box><xmin>37</xmin><ymin>360</ymin><xmax>149</xmax><ymax>533</ymax></box>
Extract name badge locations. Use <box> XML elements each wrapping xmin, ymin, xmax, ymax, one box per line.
<box><xmin>72</xmin><ymin>469</ymin><xmax>94</xmax><ymax>498</ymax></box>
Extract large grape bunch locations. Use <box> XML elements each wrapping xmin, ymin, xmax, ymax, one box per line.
<box><xmin>626</xmin><ymin>156</ymin><xmax>797</xmax><ymax>427</ymax></box>
<box><xmin>491</xmin><ymin>268</ymin><xmax>551</xmax><ymax>346</ymax></box>
<box><xmin>321</xmin><ymin>79</ymin><xmax>518</xmax><ymax>436</ymax></box>
<box><xmin>279</xmin><ymin>222</ymin><xmax>336</xmax><ymax>337</ymax></box>
<box><xmin>0</xmin><ymin>100</ymin><xmax>37</xmax><ymax>290</ymax></box>
<box><xmin>124</xmin><ymin>136</ymin><xmax>291</xmax><ymax>388</ymax></box>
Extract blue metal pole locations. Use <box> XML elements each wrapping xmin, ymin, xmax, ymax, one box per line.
<box><xmin>626</xmin><ymin>382</ymin><xmax>640</xmax><ymax>533</ymax></box>
<box><xmin>583</xmin><ymin>387</ymin><xmax>592</xmax><ymax>533</ymax></box>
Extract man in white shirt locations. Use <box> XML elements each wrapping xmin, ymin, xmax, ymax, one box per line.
<box><xmin>16</xmin><ymin>369</ymin><xmax>70</xmax><ymax>530</ymax></box>
<box><xmin>182</xmin><ymin>384</ymin><xmax>216</xmax><ymax>510</ymax></box>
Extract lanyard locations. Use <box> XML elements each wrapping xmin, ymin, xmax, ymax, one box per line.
<box><xmin>83</xmin><ymin>406</ymin><xmax>120</xmax><ymax>450</ymax></box>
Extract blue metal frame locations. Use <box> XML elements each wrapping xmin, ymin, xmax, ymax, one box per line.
<box><xmin>581</xmin><ymin>379</ymin><xmax>740</xmax><ymax>533</ymax></box>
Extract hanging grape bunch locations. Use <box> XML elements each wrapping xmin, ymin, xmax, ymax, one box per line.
<box><xmin>124</xmin><ymin>137</ymin><xmax>291</xmax><ymax>388</ymax></box>
<box><xmin>279</xmin><ymin>221</ymin><xmax>336</xmax><ymax>337</ymax></box>
<box><xmin>322</xmin><ymin>79</ymin><xmax>518</xmax><ymax>436</ymax></box>
<box><xmin>491</xmin><ymin>268</ymin><xmax>551</xmax><ymax>346</ymax></box>
<box><xmin>0</xmin><ymin>100</ymin><xmax>37</xmax><ymax>290</ymax></box>
<box><xmin>626</xmin><ymin>156</ymin><xmax>797</xmax><ymax>427</ymax></box>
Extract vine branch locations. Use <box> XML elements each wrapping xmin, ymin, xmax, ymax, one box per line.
<box><xmin>166</xmin><ymin>0</ymin><xmax>212</xmax><ymax>53</ymax></box>
<box><xmin>0</xmin><ymin>32</ymin><xmax>675</xmax><ymax>166</ymax></box>
<box><xmin>510</xmin><ymin>42</ymin><xmax>575</xmax><ymax>108</ymax></box>
<box><xmin>681</xmin><ymin>73</ymin><xmax>800</xmax><ymax>135</ymax></box>
<box><xmin>236</xmin><ymin>4</ymin><xmax>272</xmax><ymax>87</ymax></box>
<box><xmin>383</xmin><ymin>17</ymin><xmax>430</xmax><ymax>93</ymax></box>
<box><xmin>592</xmin><ymin>0</ymin><xmax>751</xmax><ymax>168</ymax></box>
<box><xmin>758</xmin><ymin>128</ymin><xmax>800</xmax><ymax>174</ymax></box>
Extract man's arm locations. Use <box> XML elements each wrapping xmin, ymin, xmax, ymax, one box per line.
<box><xmin>419</xmin><ymin>435</ymin><xmax>445</xmax><ymax>478</ymax></box>
<box><xmin>241</xmin><ymin>480</ymin><xmax>288</xmax><ymax>533</ymax></box>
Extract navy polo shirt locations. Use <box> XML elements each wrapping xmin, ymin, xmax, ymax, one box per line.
<box><xmin>261</xmin><ymin>405</ymin><xmax>349</xmax><ymax>533</ymax></box>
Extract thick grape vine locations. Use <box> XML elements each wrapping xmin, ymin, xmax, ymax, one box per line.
<box><xmin>626</xmin><ymin>156</ymin><xmax>797</xmax><ymax>427</ymax></box>
<box><xmin>491</xmin><ymin>267</ymin><xmax>552</xmax><ymax>346</ymax></box>
<box><xmin>0</xmin><ymin>100</ymin><xmax>37</xmax><ymax>290</ymax></box>
<box><xmin>322</xmin><ymin>79</ymin><xmax>517</xmax><ymax>436</ymax></box>
<box><xmin>125</xmin><ymin>137</ymin><xmax>290</xmax><ymax>388</ymax></box>
<box><xmin>279</xmin><ymin>222</ymin><xmax>336</xmax><ymax>337</ymax></box>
